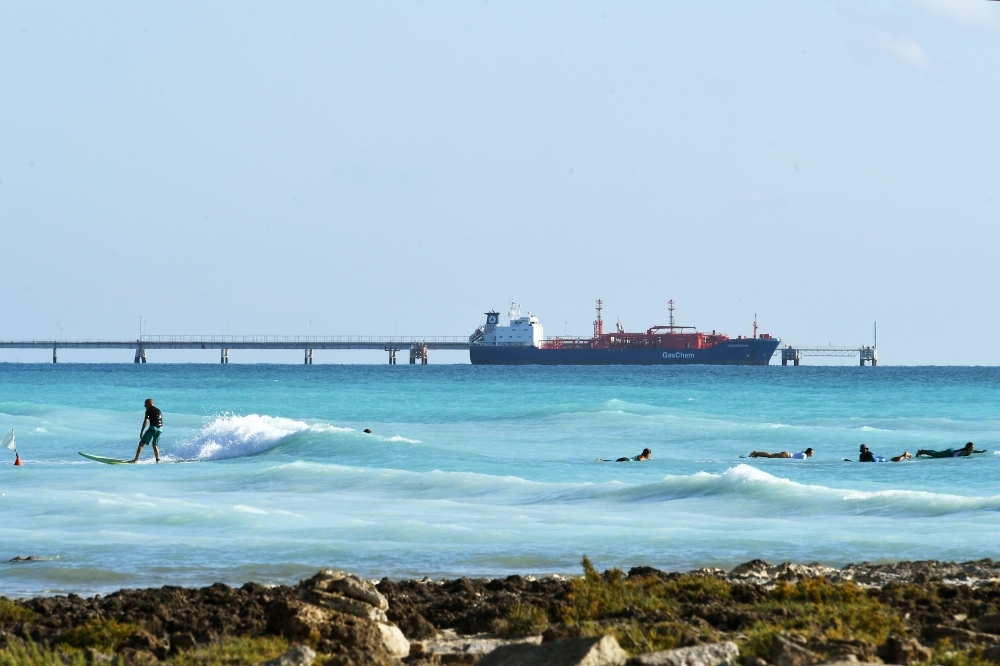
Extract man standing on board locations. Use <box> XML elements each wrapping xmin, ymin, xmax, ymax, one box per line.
<box><xmin>131</xmin><ymin>398</ymin><xmax>162</xmax><ymax>463</ymax></box>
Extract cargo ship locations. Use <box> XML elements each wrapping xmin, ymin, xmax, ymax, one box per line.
<box><xmin>469</xmin><ymin>300</ymin><xmax>780</xmax><ymax>365</ymax></box>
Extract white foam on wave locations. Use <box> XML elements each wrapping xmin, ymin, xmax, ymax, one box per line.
<box><xmin>170</xmin><ymin>414</ymin><xmax>312</xmax><ymax>461</ymax></box>
<box><xmin>387</xmin><ymin>435</ymin><xmax>422</xmax><ymax>443</ymax></box>
<box><xmin>607</xmin><ymin>464</ymin><xmax>1000</xmax><ymax>516</ymax></box>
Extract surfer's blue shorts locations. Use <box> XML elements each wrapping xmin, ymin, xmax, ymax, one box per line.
<box><xmin>141</xmin><ymin>427</ymin><xmax>162</xmax><ymax>446</ymax></box>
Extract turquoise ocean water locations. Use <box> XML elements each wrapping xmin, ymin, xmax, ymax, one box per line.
<box><xmin>1</xmin><ymin>364</ymin><xmax>998</xmax><ymax>597</ymax></box>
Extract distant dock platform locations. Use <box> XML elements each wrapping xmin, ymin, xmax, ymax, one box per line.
<box><xmin>779</xmin><ymin>345</ymin><xmax>877</xmax><ymax>366</ymax></box>
<box><xmin>0</xmin><ymin>336</ymin><xmax>470</xmax><ymax>364</ymax></box>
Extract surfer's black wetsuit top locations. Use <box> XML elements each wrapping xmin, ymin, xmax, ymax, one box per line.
<box><xmin>145</xmin><ymin>406</ymin><xmax>163</xmax><ymax>428</ymax></box>
<box><xmin>859</xmin><ymin>450</ymin><xmax>875</xmax><ymax>463</ymax></box>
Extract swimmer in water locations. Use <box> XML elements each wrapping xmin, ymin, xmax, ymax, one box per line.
<box><xmin>747</xmin><ymin>448</ymin><xmax>814</xmax><ymax>459</ymax></box>
<box><xmin>598</xmin><ymin>448</ymin><xmax>651</xmax><ymax>462</ymax></box>
<box><xmin>916</xmin><ymin>442</ymin><xmax>986</xmax><ymax>458</ymax></box>
<box><xmin>859</xmin><ymin>443</ymin><xmax>911</xmax><ymax>462</ymax></box>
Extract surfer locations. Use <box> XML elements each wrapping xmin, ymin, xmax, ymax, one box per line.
<box><xmin>916</xmin><ymin>442</ymin><xmax>985</xmax><ymax>459</ymax></box>
<box><xmin>131</xmin><ymin>398</ymin><xmax>162</xmax><ymax>463</ymax></box>
<box><xmin>859</xmin><ymin>444</ymin><xmax>911</xmax><ymax>462</ymax></box>
<box><xmin>597</xmin><ymin>448</ymin><xmax>652</xmax><ymax>462</ymax></box>
<box><xmin>747</xmin><ymin>448</ymin><xmax>814</xmax><ymax>459</ymax></box>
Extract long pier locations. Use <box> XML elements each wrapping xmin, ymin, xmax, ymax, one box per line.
<box><xmin>0</xmin><ymin>337</ymin><xmax>878</xmax><ymax>366</ymax></box>
<box><xmin>0</xmin><ymin>336</ymin><xmax>470</xmax><ymax>364</ymax></box>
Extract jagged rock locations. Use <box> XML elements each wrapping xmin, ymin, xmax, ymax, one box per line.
<box><xmin>978</xmin><ymin>615</ymin><xmax>1000</xmax><ymax>635</ymax></box>
<box><xmin>169</xmin><ymin>632</ymin><xmax>196</xmax><ymax>655</ymax></box>
<box><xmin>125</xmin><ymin>630</ymin><xmax>168</xmax><ymax>660</ymax></box>
<box><xmin>982</xmin><ymin>646</ymin><xmax>1000</xmax><ymax>664</ymax></box>
<box><xmin>376</xmin><ymin>622</ymin><xmax>410</xmax><ymax>658</ymax></box>
<box><xmin>879</xmin><ymin>636</ymin><xmax>931</xmax><ymax>665</ymax></box>
<box><xmin>328</xmin><ymin>575</ymin><xmax>389</xmax><ymax>611</ymax></box>
<box><xmin>261</xmin><ymin>645</ymin><xmax>317</xmax><ymax>666</ymax></box>
<box><xmin>118</xmin><ymin>647</ymin><xmax>158</xmax><ymax>665</ymax></box>
<box><xmin>303</xmin><ymin>570</ymin><xmax>388</xmax><ymax>610</ymax></box>
<box><xmin>298</xmin><ymin>571</ymin><xmax>389</xmax><ymax>622</ymax></box>
<box><xmin>268</xmin><ymin>599</ymin><xmax>334</xmax><ymax>643</ymax></box>
<box><xmin>806</xmin><ymin>638</ymin><xmax>877</xmax><ymax>663</ymax></box>
<box><xmin>770</xmin><ymin>635</ymin><xmax>822</xmax><ymax>666</ymax></box>
<box><xmin>922</xmin><ymin>624</ymin><xmax>990</xmax><ymax>645</ymax></box>
<box><xmin>630</xmin><ymin>641</ymin><xmax>739</xmax><ymax>666</ymax></box>
<box><xmin>418</xmin><ymin>631</ymin><xmax>543</xmax><ymax>663</ymax></box>
<box><xmin>315</xmin><ymin>612</ymin><xmax>395</xmax><ymax>666</ymax></box>
<box><xmin>477</xmin><ymin>635</ymin><xmax>628</xmax><ymax>666</ymax></box>
<box><xmin>309</xmin><ymin>590</ymin><xmax>388</xmax><ymax>622</ymax></box>
<box><xmin>0</xmin><ymin>632</ymin><xmax>25</xmax><ymax>650</ymax></box>
<box><xmin>83</xmin><ymin>647</ymin><xmax>113</xmax><ymax>664</ymax></box>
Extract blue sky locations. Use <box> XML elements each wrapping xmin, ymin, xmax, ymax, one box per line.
<box><xmin>2</xmin><ymin>1</ymin><xmax>998</xmax><ymax>364</ymax></box>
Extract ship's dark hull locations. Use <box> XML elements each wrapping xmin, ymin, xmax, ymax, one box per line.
<box><xmin>469</xmin><ymin>338</ymin><xmax>780</xmax><ymax>365</ymax></box>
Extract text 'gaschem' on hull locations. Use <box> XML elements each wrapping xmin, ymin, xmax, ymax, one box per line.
<box><xmin>468</xmin><ymin>300</ymin><xmax>780</xmax><ymax>366</ymax></box>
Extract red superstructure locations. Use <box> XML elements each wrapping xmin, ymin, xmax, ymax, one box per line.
<box><xmin>541</xmin><ymin>300</ymin><xmax>772</xmax><ymax>351</ymax></box>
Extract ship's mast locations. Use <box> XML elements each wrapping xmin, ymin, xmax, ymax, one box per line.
<box><xmin>753</xmin><ymin>314</ymin><xmax>758</xmax><ymax>339</ymax></box>
<box><xmin>668</xmin><ymin>299</ymin><xmax>675</xmax><ymax>332</ymax></box>
<box><xmin>594</xmin><ymin>299</ymin><xmax>604</xmax><ymax>337</ymax></box>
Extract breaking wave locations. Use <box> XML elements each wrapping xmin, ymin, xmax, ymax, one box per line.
<box><xmin>563</xmin><ymin>464</ymin><xmax>1000</xmax><ymax>517</ymax></box>
<box><xmin>169</xmin><ymin>414</ymin><xmax>314</xmax><ymax>461</ymax></box>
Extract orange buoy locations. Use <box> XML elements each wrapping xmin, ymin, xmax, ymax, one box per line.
<box><xmin>14</xmin><ymin>452</ymin><xmax>22</xmax><ymax>466</ymax></box>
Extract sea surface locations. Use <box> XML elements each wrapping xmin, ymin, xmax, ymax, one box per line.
<box><xmin>1</xmin><ymin>364</ymin><xmax>998</xmax><ymax>598</ymax></box>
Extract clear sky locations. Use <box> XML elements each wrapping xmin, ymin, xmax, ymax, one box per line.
<box><xmin>2</xmin><ymin>1</ymin><xmax>998</xmax><ymax>364</ymax></box>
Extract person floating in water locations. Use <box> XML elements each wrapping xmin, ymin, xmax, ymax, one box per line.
<box><xmin>131</xmin><ymin>398</ymin><xmax>162</xmax><ymax>464</ymax></box>
<box><xmin>598</xmin><ymin>448</ymin><xmax>651</xmax><ymax>462</ymax></box>
<box><xmin>916</xmin><ymin>442</ymin><xmax>986</xmax><ymax>459</ymax></box>
<box><xmin>747</xmin><ymin>448</ymin><xmax>814</xmax><ymax>459</ymax></box>
<box><xmin>859</xmin><ymin>443</ymin><xmax>911</xmax><ymax>462</ymax></box>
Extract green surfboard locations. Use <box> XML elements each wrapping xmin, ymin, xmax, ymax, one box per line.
<box><xmin>78</xmin><ymin>452</ymin><xmax>131</xmax><ymax>465</ymax></box>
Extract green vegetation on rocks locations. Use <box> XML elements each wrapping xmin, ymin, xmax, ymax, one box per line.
<box><xmin>0</xmin><ymin>636</ymin><xmax>288</xmax><ymax>666</ymax></box>
<box><xmin>169</xmin><ymin>635</ymin><xmax>289</xmax><ymax>666</ymax></box>
<box><xmin>560</xmin><ymin>556</ymin><xmax>906</xmax><ymax>658</ymax></box>
<box><xmin>55</xmin><ymin>619</ymin><xmax>139</xmax><ymax>653</ymax></box>
<box><xmin>0</xmin><ymin>599</ymin><xmax>34</xmax><ymax>625</ymax></box>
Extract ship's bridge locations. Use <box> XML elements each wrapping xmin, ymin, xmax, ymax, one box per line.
<box><xmin>471</xmin><ymin>302</ymin><xmax>544</xmax><ymax>347</ymax></box>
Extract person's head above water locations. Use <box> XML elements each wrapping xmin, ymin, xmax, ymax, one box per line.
<box><xmin>144</xmin><ymin>398</ymin><xmax>154</xmax><ymax>408</ymax></box>
<box><xmin>804</xmin><ymin>448</ymin><xmax>815</xmax><ymax>457</ymax></box>
<box><xmin>964</xmin><ymin>442</ymin><xmax>975</xmax><ymax>453</ymax></box>
<box><xmin>638</xmin><ymin>448</ymin><xmax>652</xmax><ymax>460</ymax></box>
<box><xmin>859</xmin><ymin>444</ymin><xmax>869</xmax><ymax>453</ymax></box>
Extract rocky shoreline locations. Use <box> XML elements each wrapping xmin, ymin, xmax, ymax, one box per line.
<box><xmin>3</xmin><ymin>559</ymin><xmax>1000</xmax><ymax>666</ymax></box>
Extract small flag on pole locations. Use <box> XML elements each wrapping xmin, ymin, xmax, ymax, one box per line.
<box><xmin>2</xmin><ymin>430</ymin><xmax>14</xmax><ymax>451</ymax></box>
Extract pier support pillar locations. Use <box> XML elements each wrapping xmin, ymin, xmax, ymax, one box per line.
<box><xmin>305</xmin><ymin>348</ymin><xmax>313</xmax><ymax>365</ymax></box>
<box><xmin>781</xmin><ymin>347</ymin><xmax>801</xmax><ymax>367</ymax></box>
<box><xmin>409</xmin><ymin>347</ymin><xmax>416</xmax><ymax>364</ymax></box>
<box><xmin>221</xmin><ymin>349</ymin><xmax>229</xmax><ymax>364</ymax></box>
<box><xmin>421</xmin><ymin>345</ymin><xmax>428</xmax><ymax>365</ymax></box>
<box><xmin>860</xmin><ymin>347</ymin><xmax>877</xmax><ymax>367</ymax></box>
<box><xmin>389</xmin><ymin>349</ymin><xmax>397</xmax><ymax>365</ymax></box>
<box><xmin>52</xmin><ymin>346</ymin><xmax>57</xmax><ymax>363</ymax></box>
<box><xmin>134</xmin><ymin>347</ymin><xmax>147</xmax><ymax>363</ymax></box>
